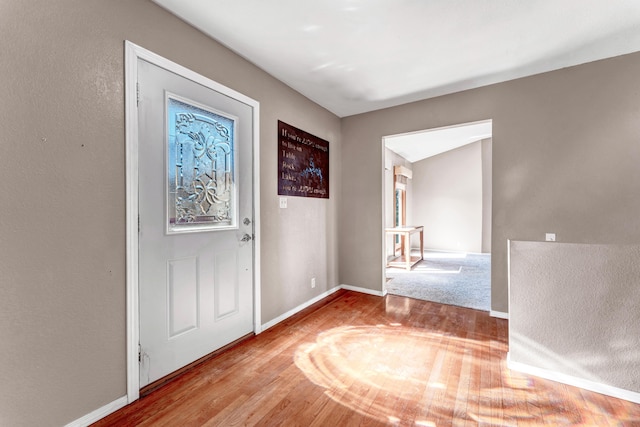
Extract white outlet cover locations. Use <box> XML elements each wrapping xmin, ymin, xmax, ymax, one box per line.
<box><xmin>279</xmin><ymin>197</ymin><xmax>287</xmax><ymax>209</ymax></box>
<box><xmin>545</xmin><ymin>233</ymin><xmax>556</xmax><ymax>242</ymax></box>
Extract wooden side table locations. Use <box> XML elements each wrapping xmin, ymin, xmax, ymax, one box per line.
<box><xmin>385</xmin><ymin>226</ymin><xmax>424</xmax><ymax>270</ymax></box>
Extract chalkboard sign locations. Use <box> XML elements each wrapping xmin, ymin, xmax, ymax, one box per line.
<box><xmin>278</xmin><ymin>120</ymin><xmax>329</xmax><ymax>199</ymax></box>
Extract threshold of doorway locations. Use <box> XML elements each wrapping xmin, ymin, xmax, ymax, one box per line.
<box><xmin>140</xmin><ymin>332</ymin><xmax>255</xmax><ymax>397</ymax></box>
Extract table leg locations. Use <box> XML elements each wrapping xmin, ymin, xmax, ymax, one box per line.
<box><xmin>405</xmin><ymin>232</ymin><xmax>411</xmax><ymax>270</ymax></box>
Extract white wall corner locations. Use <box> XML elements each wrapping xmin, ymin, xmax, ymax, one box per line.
<box><xmin>64</xmin><ymin>396</ymin><xmax>128</xmax><ymax>427</ymax></box>
<box><xmin>261</xmin><ymin>284</ymin><xmax>386</xmax><ymax>332</ymax></box>
<box><xmin>260</xmin><ymin>286</ymin><xmax>343</xmax><ymax>332</ymax></box>
<box><xmin>340</xmin><ymin>283</ymin><xmax>386</xmax><ymax>297</ymax></box>
<box><xmin>490</xmin><ymin>310</ymin><xmax>509</xmax><ymax>319</ymax></box>
<box><xmin>507</xmin><ymin>354</ymin><xmax>640</xmax><ymax>404</ymax></box>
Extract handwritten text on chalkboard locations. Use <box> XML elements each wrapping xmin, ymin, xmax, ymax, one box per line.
<box><xmin>278</xmin><ymin>121</ymin><xmax>329</xmax><ymax>199</ymax></box>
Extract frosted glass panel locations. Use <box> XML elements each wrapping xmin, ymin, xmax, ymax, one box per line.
<box><xmin>167</xmin><ymin>95</ymin><xmax>237</xmax><ymax>233</ymax></box>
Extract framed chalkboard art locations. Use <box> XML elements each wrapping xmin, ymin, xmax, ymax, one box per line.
<box><xmin>277</xmin><ymin>120</ymin><xmax>329</xmax><ymax>199</ymax></box>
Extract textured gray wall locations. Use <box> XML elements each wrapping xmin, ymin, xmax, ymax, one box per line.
<box><xmin>411</xmin><ymin>141</ymin><xmax>483</xmax><ymax>253</ymax></box>
<box><xmin>509</xmin><ymin>241</ymin><xmax>640</xmax><ymax>394</ymax></box>
<box><xmin>481</xmin><ymin>138</ymin><xmax>492</xmax><ymax>254</ymax></box>
<box><xmin>340</xmin><ymin>51</ymin><xmax>640</xmax><ymax>311</ymax></box>
<box><xmin>0</xmin><ymin>1</ymin><xmax>340</xmax><ymax>425</ymax></box>
<box><xmin>3</xmin><ymin>1</ymin><xmax>640</xmax><ymax>424</ymax></box>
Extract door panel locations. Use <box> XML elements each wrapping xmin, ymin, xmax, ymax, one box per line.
<box><xmin>137</xmin><ymin>58</ymin><xmax>254</xmax><ymax>387</ymax></box>
<box><xmin>167</xmin><ymin>256</ymin><xmax>198</xmax><ymax>338</ymax></box>
<box><xmin>214</xmin><ymin>251</ymin><xmax>239</xmax><ymax>320</ymax></box>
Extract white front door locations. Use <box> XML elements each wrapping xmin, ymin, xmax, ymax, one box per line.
<box><xmin>137</xmin><ymin>58</ymin><xmax>254</xmax><ymax>387</ymax></box>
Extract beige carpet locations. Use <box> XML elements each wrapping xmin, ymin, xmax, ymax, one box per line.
<box><xmin>385</xmin><ymin>251</ymin><xmax>491</xmax><ymax>311</ymax></box>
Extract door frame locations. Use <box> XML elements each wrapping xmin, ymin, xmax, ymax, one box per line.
<box><xmin>124</xmin><ymin>41</ymin><xmax>261</xmax><ymax>403</ymax></box>
<box><xmin>393</xmin><ymin>178</ymin><xmax>406</xmax><ymax>255</ymax></box>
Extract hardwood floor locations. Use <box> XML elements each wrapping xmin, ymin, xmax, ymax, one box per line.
<box><xmin>93</xmin><ymin>291</ymin><xmax>640</xmax><ymax>426</ymax></box>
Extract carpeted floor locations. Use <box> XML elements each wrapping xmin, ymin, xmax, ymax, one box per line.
<box><xmin>385</xmin><ymin>250</ymin><xmax>491</xmax><ymax>311</ymax></box>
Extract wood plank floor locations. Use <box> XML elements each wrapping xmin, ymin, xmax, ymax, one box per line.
<box><xmin>93</xmin><ymin>291</ymin><xmax>640</xmax><ymax>426</ymax></box>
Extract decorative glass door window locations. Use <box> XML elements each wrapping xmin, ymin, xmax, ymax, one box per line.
<box><xmin>166</xmin><ymin>94</ymin><xmax>238</xmax><ymax>233</ymax></box>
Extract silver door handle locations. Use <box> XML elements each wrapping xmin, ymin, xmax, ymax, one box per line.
<box><xmin>241</xmin><ymin>233</ymin><xmax>253</xmax><ymax>242</ymax></box>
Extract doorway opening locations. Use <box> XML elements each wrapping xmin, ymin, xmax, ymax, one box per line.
<box><xmin>383</xmin><ymin>120</ymin><xmax>492</xmax><ymax>311</ymax></box>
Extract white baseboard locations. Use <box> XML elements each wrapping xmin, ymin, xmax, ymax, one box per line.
<box><xmin>490</xmin><ymin>310</ymin><xmax>509</xmax><ymax>319</ymax></box>
<box><xmin>65</xmin><ymin>395</ymin><xmax>128</xmax><ymax>427</ymax></box>
<box><xmin>507</xmin><ymin>354</ymin><xmax>640</xmax><ymax>404</ymax></box>
<box><xmin>340</xmin><ymin>283</ymin><xmax>386</xmax><ymax>297</ymax></box>
<box><xmin>260</xmin><ymin>284</ymin><xmax>386</xmax><ymax>331</ymax></box>
<box><xmin>260</xmin><ymin>286</ymin><xmax>343</xmax><ymax>331</ymax></box>
<box><xmin>80</xmin><ymin>283</ymin><xmax>484</xmax><ymax>425</ymax></box>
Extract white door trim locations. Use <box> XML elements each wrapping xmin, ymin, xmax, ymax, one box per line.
<box><xmin>124</xmin><ymin>40</ymin><xmax>261</xmax><ymax>403</ymax></box>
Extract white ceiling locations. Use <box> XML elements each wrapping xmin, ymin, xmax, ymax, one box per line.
<box><xmin>152</xmin><ymin>0</ymin><xmax>640</xmax><ymax>162</ymax></box>
<box><xmin>385</xmin><ymin>120</ymin><xmax>492</xmax><ymax>163</ymax></box>
<box><xmin>152</xmin><ymin>0</ymin><xmax>640</xmax><ymax>118</ymax></box>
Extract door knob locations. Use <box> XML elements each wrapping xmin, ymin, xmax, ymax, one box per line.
<box><xmin>243</xmin><ymin>217</ymin><xmax>251</xmax><ymax>225</ymax></box>
<box><xmin>241</xmin><ymin>233</ymin><xmax>252</xmax><ymax>242</ymax></box>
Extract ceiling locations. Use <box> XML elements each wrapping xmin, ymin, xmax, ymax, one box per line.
<box><xmin>385</xmin><ymin>120</ymin><xmax>492</xmax><ymax>163</ymax></box>
<box><xmin>152</xmin><ymin>0</ymin><xmax>640</xmax><ymax>118</ymax></box>
<box><xmin>151</xmin><ymin>1</ymin><xmax>640</xmax><ymax>162</ymax></box>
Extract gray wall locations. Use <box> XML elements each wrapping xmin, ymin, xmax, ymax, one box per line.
<box><xmin>411</xmin><ymin>141</ymin><xmax>483</xmax><ymax>253</ymax></box>
<box><xmin>0</xmin><ymin>1</ymin><xmax>340</xmax><ymax>425</ymax></box>
<box><xmin>481</xmin><ymin>138</ymin><xmax>493</xmax><ymax>253</ymax></box>
<box><xmin>3</xmin><ymin>1</ymin><xmax>640</xmax><ymax>424</ymax></box>
<box><xmin>340</xmin><ymin>51</ymin><xmax>640</xmax><ymax>312</ymax></box>
<box><xmin>509</xmin><ymin>241</ymin><xmax>640</xmax><ymax>395</ymax></box>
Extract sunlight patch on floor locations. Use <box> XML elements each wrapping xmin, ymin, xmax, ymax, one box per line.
<box><xmin>423</xmin><ymin>251</ymin><xmax>468</xmax><ymax>260</ymax></box>
<box><xmin>293</xmin><ymin>323</ymin><xmax>622</xmax><ymax>424</ymax></box>
<box><xmin>408</xmin><ymin>265</ymin><xmax>461</xmax><ymax>274</ymax></box>
<box><xmin>294</xmin><ymin>324</ymin><xmax>490</xmax><ymax>424</ymax></box>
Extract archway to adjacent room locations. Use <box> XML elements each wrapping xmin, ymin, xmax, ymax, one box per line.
<box><xmin>382</xmin><ymin>119</ymin><xmax>492</xmax><ymax>312</ymax></box>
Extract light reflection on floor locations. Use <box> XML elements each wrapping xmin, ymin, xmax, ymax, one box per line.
<box><xmin>293</xmin><ymin>322</ymin><xmax>639</xmax><ymax>425</ymax></box>
<box><xmin>423</xmin><ymin>251</ymin><xmax>469</xmax><ymax>260</ymax></box>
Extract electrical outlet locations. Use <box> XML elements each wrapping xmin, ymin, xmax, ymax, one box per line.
<box><xmin>311</xmin><ymin>277</ymin><xmax>316</xmax><ymax>288</ymax></box>
<box><xmin>279</xmin><ymin>197</ymin><xmax>287</xmax><ymax>209</ymax></box>
<box><xmin>545</xmin><ymin>233</ymin><xmax>556</xmax><ymax>242</ymax></box>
